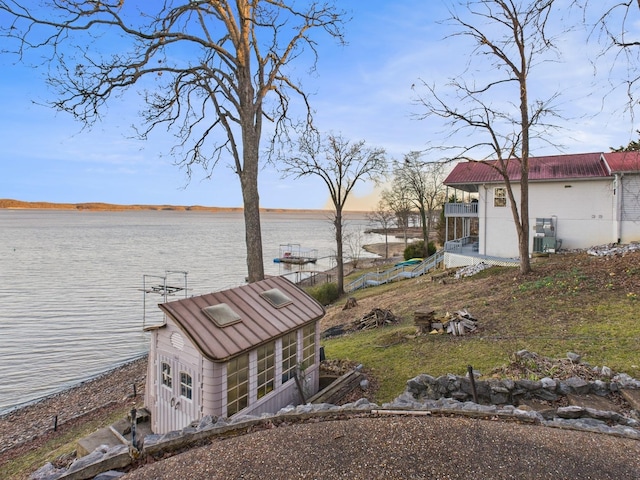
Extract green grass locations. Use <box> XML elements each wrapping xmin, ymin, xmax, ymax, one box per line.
<box><xmin>322</xmin><ymin>253</ymin><xmax>640</xmax><ymax>404</ymax></box>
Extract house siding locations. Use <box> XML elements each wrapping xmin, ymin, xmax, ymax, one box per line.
<box><xmin>618</xmin><ymin>174</ymin><xmax>640</xmax><ymax>244</ymax></box>
<box><xmin>479</xmin><ymin>179</ymin><xmax>617</xmax><ymax>258</ymax></box>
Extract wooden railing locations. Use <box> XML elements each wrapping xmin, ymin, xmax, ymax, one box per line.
<box><xmin>444</xmin><ymin>202</ymin><xmax>478</xmax><ymax>217</ymax></box>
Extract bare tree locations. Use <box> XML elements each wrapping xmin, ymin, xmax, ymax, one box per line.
<box><xmin>282</xmin><ymin>133</ymin><xmax>387</xmax><ymax>294</ymax></box>
<box><xmin>367</xmin><ymin>200</ymin><xmax>396</xmax><ymax>259</ymax></box>
<box><xmin>414</xmin><ymin>0</ymin><xmax>563</xmax><ymax>275</ymax></box>
<box><xmin>581</xmin><ymin>1</ymin><xmax>640</xmax><ymax>117</ymax></box>
<box><xmin>380</xmin><ymin>185</ymin><xmax>414</xmax><ymax>249</ymax></box>
<box><xmin>393</xmin><ymin>152</ymin><xmax>447</xmax><ymax>256</ymax></box>
<box><xmin>0</xmin><ymin>0</ymin><xmax>346</xmax><ymax>283</ymax></box>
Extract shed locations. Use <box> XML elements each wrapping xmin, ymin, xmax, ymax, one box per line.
<box><xmin>144</xmin><ymin>276</ymin><xmax>325</xmax><ymax>434</ymax></box>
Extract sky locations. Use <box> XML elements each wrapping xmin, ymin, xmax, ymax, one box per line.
<box><xmin>0</xmin><ymin>1</ymin><xmax>639</xmax><ymax>210</ymax></box>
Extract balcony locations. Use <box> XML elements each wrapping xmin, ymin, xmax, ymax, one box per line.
<box><xmin>444</xmin><ymin>202</ymin><xmax>478</xmax><ymax>217</ymax></box>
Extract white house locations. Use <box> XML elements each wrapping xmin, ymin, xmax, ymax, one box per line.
<box><xmin>144</xmin><ymin>276</ymin><xmax>325</xmax><ymax>434</ymax></box>
<box><xmin>443</xmin><ymin>151</ymin><xmax>640</xmax><ymax>260</ymax></box>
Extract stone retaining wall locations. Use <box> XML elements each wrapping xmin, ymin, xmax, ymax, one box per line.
<box><xmin>31</xmin><ymin>372</ymin><xmax>640</xmax><ymax>480</ymax></box>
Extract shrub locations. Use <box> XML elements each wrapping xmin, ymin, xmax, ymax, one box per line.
<box><xmin>306</xmin><ymin>282</ymin><xmax>340</xmax><ymax>306</ymax></box>
<box><xmin>404</xmin><ymin>241</ymin><xmax>436</xmax><ymax>260</ymax></box>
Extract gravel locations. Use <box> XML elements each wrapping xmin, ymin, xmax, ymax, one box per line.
<box><xmin>121</xmin><ymin>415</ymin><xmax>640</xmax><ymax>480</ymax></box>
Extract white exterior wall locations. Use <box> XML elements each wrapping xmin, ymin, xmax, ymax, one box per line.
<box><xmin>148</xmin><ymin>320</ymin><xmax>322</xmax><ymax>432</ymax></box>
<box><xmin>479</xmin><ymin>179</ymin><xmax>617</xmax><ymax>258</ymax></box>
<box><xmin>148</xmin><ymin>319</ymin><xmax>203</xmax><ymax>434</ymax></box>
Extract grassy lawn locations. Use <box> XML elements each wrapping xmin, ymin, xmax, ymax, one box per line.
<box><xmin>321</xmin><ymin>252</ymin><xmax>640</xmax><ymax>404</ymax></box>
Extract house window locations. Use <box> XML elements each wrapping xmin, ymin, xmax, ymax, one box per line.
<box><xmin>301</xmin><ymin>324</ymin><xmax>315</xmax><ymax>370</ymax></box>
<box><xmin>494</xmin><ymin>187</ymin><xmax>507</xmax><ymax>207</ymax></box>
<box><xmin>227</xmin><ymin>353</ymin><xmax>249</xmax><ymax>416</ymax></box>
<box><xmin>161</xmin><ymin>362</ymin><xmax>172</xmax><ymax>388</ymax></box>
<box><xmin>256</xmin><ymin>341</ymin><xmax>275</xmax><ymax>399</ymax></box>
<box><xmin>180</xmin><ymin>372</ymin><xmax>193</xmax><ymax>400</ymax></box>
<box><xmin>281</xmin><ymin>331</ymin><xmax>298</xmax><ymax>383</ymax></box>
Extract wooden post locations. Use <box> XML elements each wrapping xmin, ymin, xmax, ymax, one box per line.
<box><xmin>467</xmin><ymin>365</ymin><xmax>478</xmax><ymax>403</ymax></box>
<box><xmin>130</xmin><ymin>408</ymin><xmax>137</xmax><ymax>450</ymax></box>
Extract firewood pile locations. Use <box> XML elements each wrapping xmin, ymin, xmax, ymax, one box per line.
<box><xmin>414</xmin><ymin>307</ymin><xmax>478</xmax><ymax>336</ymax></box>
<box><xmin>349</xmin><ymin>308</ymin><xmax>399</xmax><ymax>331</ymax></box>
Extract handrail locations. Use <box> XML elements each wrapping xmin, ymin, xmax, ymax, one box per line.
<box><xmin>444</xmin><ymin>203</ymin><xmax>478</xmax><ymax>215</ymax></box>
<box><xmin>345</xmin><ymin>249</ymin><xmax>445</xmax><ymax>293</ymax></box>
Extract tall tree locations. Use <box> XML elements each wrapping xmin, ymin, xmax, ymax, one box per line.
<box><xmin>0</xmin><ymin>0</ymin><xmax>346</xmax><ymax>283</ymax></box>
<box><xmin>282</xmin><ymin>133</ymin><xmax>387</xmax><ymax>294</ymax></box>
<box><xmin>380</xmin><ymin>184</ymin><xmax>414</xmax><ymax>249</ymax></box>
<box><xmin>415</xmin><ymin>0</ymin><xmax>562</xmax><ymax>275</ymax></box>
<box><xmin>367</xmin><ymin>200</ymin><xmax>396</xmax><ymax>259</ymax></box>
<box><xmin>584</xmin><ymin>1</ymin><xmax>640</xmax><ymax>117</ymax></box>
<box><xmin>612</xmin><ymin>130</ymin><xmax>640</xmax><ymax>152</ymax></box>
<box><xmin>393</xmin><ymin>152</ymin><xmax>447</xmax><ymax>256</ymax></box>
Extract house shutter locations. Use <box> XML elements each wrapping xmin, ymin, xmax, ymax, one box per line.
<box><xmin>621</xmin><ymin>175</ymin><xmax>640</xmax><ymax>221</ymax></box>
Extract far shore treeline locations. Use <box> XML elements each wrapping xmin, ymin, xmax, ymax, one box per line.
<box><xmin>0</xmin><ymin>199</ymin><xmax>344</xmax><ymax>215</ymax></box>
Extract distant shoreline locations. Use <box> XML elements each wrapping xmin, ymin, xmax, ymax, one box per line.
<box><xmin>0</xmin><ymin>199</ymin><xmax>371</xmax><ymax>215</ymax></box>
<box><xmin>0</xmin><ymin>198</ymin><xmax>340</xmax><ymax>214</ymax></box>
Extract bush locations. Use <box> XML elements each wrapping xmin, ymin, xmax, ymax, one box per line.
<box><xmin>306</xmin><ymin>282</ymin><xmax>340</xmax><ymax>306</ymax></box>
<box><xmin>404</xmin><ymin>241</ymin><xmax>436</xmax><ymax>260</ymax></box>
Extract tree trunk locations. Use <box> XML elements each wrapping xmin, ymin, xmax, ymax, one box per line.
<box><xmin>419</xmin><ymin>206</ymin><xmax>429</xmax><ymax>256</ymax></box>
<box><xmin>335</xmin><ymin>210</ymin><xmax>344</xmax><ymax>294</ymax></box>
<box><xmin>240</xmin><ymin>138</ymin><xmax>265</xmax><ymax>283</ymax></box>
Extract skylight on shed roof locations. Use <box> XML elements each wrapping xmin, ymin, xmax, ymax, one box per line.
<box><xmin>202</xmin><ymin>303</ymin><xmax>241</xmax><ymax>327</ymax></box>
<box><xmin>260</xmin><ymin>288</ymin><xmax>292</xmax><ymax>308</ymax></box>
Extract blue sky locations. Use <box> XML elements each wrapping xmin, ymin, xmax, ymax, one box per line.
<box><xmin>0</xmin><ymin>1</ymin><xmax>637</xmax><ymax>210</ymax></box>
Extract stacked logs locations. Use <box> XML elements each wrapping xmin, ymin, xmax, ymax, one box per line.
<box><xmin>414</xmin><ymin>307</ymin><xmax>478</xmax><ymax>336</ymax></box>
<box><xmin>350</xmin><ymin>308</ymin><xmax>399</xmax><ymax>331</ymax></box>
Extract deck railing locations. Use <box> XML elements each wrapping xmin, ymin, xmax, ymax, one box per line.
<box><xmin>444</xmin><ymin>236</ymin><xmax>478</xmax><ymax>253</ymax></box>
<box><xmin>345</xmin><ymin>250</ymin><xmax>445</xmax><ymax>293</ymax></box>
<box><xmin>444</xmin><ymin>202</ymin><xmax>478</xmax><ymax>217</ymax></box>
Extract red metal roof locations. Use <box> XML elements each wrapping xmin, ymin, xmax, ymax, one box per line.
<box><xmin>445</xmin><ymin>152</ymin><xmax>611</xmax><ymax>187</ymax></box>
<box><xmin>602</xmin><ymin>151</ymin><xmax>640</xmax><ymax>173</ymax></box>
<box><xmin>156</xmin><ymin>276</ymin><xmax>325</xmax><ymax>362</ymax></box>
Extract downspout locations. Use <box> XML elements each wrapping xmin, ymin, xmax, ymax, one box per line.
<box><xmin>616</xmin><ymin>174</ymin><xmax>622</xmax><ymax>243</ymax></box>
<box><xmin>482</xmin><ymin>184</ymin><xmax>487</xmax><ymax>255</ymax></box>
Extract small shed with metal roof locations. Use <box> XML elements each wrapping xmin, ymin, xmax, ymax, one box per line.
<box><xmin>144</xmin><ymin>276</ymin><xmax>325</xmax><ymax>434</ymax></box>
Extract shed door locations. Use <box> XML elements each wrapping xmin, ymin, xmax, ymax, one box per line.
<box><xmin>157</xmin><ymin>354</ymin><xmax>199</xmax><ymax>434</ymax></box>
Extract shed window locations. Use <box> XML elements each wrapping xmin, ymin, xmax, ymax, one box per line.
<box><xmin>227</xmin><ymin>353</ymin><xmax>249</xmax><ymax>416</ymax></box>
<box><xmin>180</xmin><ymin>372</ymin><xmax>193</xmax><ymax>400</ymax></box>
<box><xmin>256</xmin><ymin>341</ymin><xmax>275</xmax><ymax>399</ymax></box>
<box><xmin>494</xmin><ymin>187</ymin><xmax>507</xmax><ymax>207</ymax></box>
<box><xmin>281</xmin><ymin>331</ymin><xmax>298</xmax><ymax>383</ymax></box>
<box><xmin>301</xmin><ymin>324</ymin><xmax>315</xmax><ymax>370</ymax></box>
<box><xmin>161</xmin><ymin>362</ymin><xmax>172</xmax><ymax>388</ymax></box>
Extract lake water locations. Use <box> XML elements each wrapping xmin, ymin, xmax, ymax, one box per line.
<box><xmin>0</xmin><ymin>209</ymin><xmax>383</xmax><ymax>414</ymax></box>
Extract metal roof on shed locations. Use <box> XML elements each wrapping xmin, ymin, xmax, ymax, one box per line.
<box><xmin>156</xmin><ymin>276</ymin><xmax>325</xmax><ymax>362</ymax></box>
<box><xmin>444</xmin><ymin>152</ymin><xmax>611</xmax><ymax>190</ymax></box>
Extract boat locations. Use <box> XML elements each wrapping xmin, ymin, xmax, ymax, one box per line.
<box><xmin>395</xmin><ymin>258</ymin><xmax>423</xmax><ymax>267</ymax></box>
<box><xmin>273</xmin><ymin>243</ymin><xmax>318</xmax><ymax>264</ymax></box>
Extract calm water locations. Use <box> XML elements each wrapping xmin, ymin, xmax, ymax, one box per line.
<box><xmin>0</xmin><ymin>209</ymin><xmax>382</xmax><ymax>413</ymax></box>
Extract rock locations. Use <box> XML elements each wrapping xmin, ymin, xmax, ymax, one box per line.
<box><xmin>567</xmin><ymin>352</ymin><xmax>582</xmax><ymax>364</ymax></box>
<box><xmin>94</xmin><ymin>471</ymin><xmax>126</xmax><ymax>479</ymax></box>
<box><xmin>28</xmin><ymin>462</ymin><xmax>65</xmax><ymax>480</ymax></box>
<box><xmin>557</xmin><ymin>406</ymin><xmax>585</xmax><ymax>419</ymax></box>
<box><xmin>565</xmin><ymin>376</ymin><xmax>590</xmax><ymax>395</ymax></box>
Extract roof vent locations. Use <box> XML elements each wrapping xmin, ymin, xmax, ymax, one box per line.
<box><xmin>260</xmin><ymin>288</ymin><xmax>292</xmax><ymax>308</ymax></box>
<box><xmin>202</xmin><ymin>303</ymin><xmax>241</xmax><ymax>327</ymax></box>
